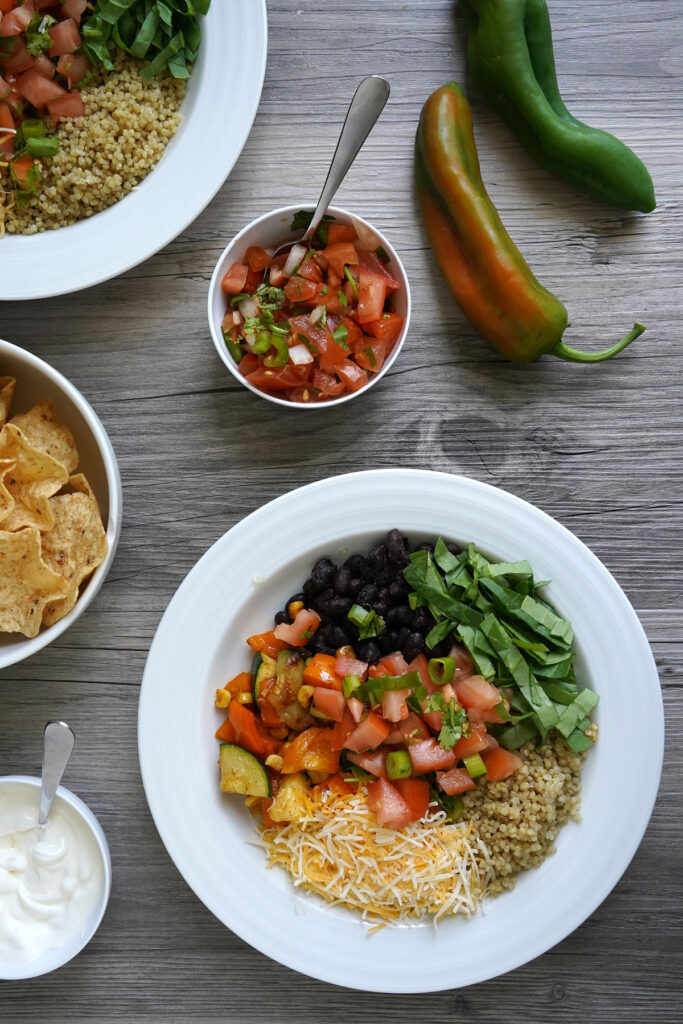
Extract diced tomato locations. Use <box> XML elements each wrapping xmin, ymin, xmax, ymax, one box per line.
<box><xmin>48</xmin><ymin>18</ymin><xmax>81</xmax><ymax>57</ymax></box>
<box><xmin>47</xmin><ymin>91</ymin><xmax>84</xmax><ymax>121</ymax></box>
<box><xmin>355</xmin><ymin>339</ymin><xmax>388</xmax><ymax>374</ymax></box>
<box><xmin>398</xmin><ymin>712</ymin><xmax>431</xmax><ymax>745</ymax></box>
<box><xmin>436</xmin><ymin>767</ymin><xmax>476</xmax><ymax>795</ymax></box>
<box><xmin>471</xmin><ymin>704</ymin><xmax>507</xmax><ymax>725</ymax></box>
<box><xmin>0</xmin><ymin>0</ymin><xmax>15</xmax><ymax>14</ymax></box>
<box><xmin>367</xmin><ymin>778</ymin><xmax>414</xmax><ymax>829</ymax></box>
<box><xmin>273</xmin><ymin>607</ymin><xmax>320</xmax><ymax>647</ymax></box>
<box><xmin>284</xmin><ymin>275</ymin><xmax>318</xmax><ymax>303</ymax></box>
<box><xmin>344</xmin><ymin>711</ymin><xmax>391</xmax><ymax>753</ymax></box>
<box><xmin>336</xmin><ymin>361</ymin><xmax>368</xmax><ymax>392</ymax></box>
<box><xmin>482</xmin><ymin>733</ymin><xmax>500</xmax><ymax>753</ymax></box>
<box><xmin>228</xmin><ymin>702</ymin><xmax>281</xmax><ymax>761</ymax></box>
<box><xmin>221</xmin><ymin>262</ymin><xmax>249</xmax><ymax>296</ymax></box>
<box><xmin>339</xmin><ymin>316</ymin><xmax>364</xmax><ymax>351</ymax></box>
<box><xmin>214</xmin><ymin>716</ymin><xmax>237</xmax><ymax>743</ymax></box>
<box><xmin>0</xmin><ymin>38</ymin><xmax>33</xmax><ymax>74</ymax></box>
<box><xmin>16</xmin><ymin>68</ymin><xmax>65</xmax><ymax>108</ymax></box>
<box><xmin>330</xmin><ymin>707</ymin><xmax>356</xmax><ymax>749</ymax></box>
<box><xmin>318</xmin><ymin>337</ymin><xmax>350</xmax><ymax>371</ymax></box>
<box><xmin>481</xmin><ymin>747</ymin><xmax>522</xmax><ymax>782</ymax></box>
<box><xmin>296</xmin><ymin>255</ymin><xmax>323</xmax><ymax>283</ymax></box>
<box><xmin>246</xmin><ymin>629</ymin><xmax>289</xmax><ymax>658</ymax></box>
<box><xmin>346</xmin><ymin>750</ymin><xmax>387</xmax><ymax>778</ymax></box>
<box><xmin>0</xmin><ymin>74</ymin><xmax>8</xmax><ymax>101</ymax></box>
<box><xmin>381</xmin><ymin>688</ymin><xmax>410</xmax><ymax>723</ymax></box>
<box><xmin>247</xmin><ymin>363</ymin><xmax>312</xmax><ymax>392</ymax></box>
<box><xmin>327</xmin><ymin>222</ymin><xmax>356</xmax><ymax>244</ymax></box>
<box><xmin>408</xmin><ymin>738</ymin><xmax>457</xmax><ymax>773</ymax></box>
<box><xmin>312</xmin><ymin>368</ymin><xmax>345</xmax><ymax>397</ymax></box>
<box><xmin>316</xmin><ymin>772</ymin><xmax>354</xmax><ymax>796</ymax></box>
<box><xmin>237</xmin><ymin>353</ymin><xmax>259</xmax><ymax>377</ymax></box>
<box><xmin>451</xmin><ymin>723</ymin><xmax>489</xmax><ymax>761</ymax></box>
<box><xmin>335</xmin><ymin>654</ymin><xmax>368</xmax><ymax>680</ymax></box>
<box><xmin>303</xmin><ymin>653</ymin><xmax>343</xmax><ymax>691</ymax></box>
<box><xmin>321</xmin><ymin>241</ymin><xmax>359</xmax><ymax>278</ymax></box>
<box><xmin>32</xmin><ymin>54</ymin><xmax>55</xmax><ymax>80</ymax></box>
<box><xmin>281</xmin><ymin>726</ymin><xmax>340</xmax><ymax>775</ymax></box>
<box><xmin>455</xmin><ymin>675</ymin><xmax>502</xmax><ymax>712</ymax></box>
<box><xmin>382</xmin><ymin>652</ymin><xmax>410</xmax><ymax>676</ymax></box>
<box><xmin>61</xmin><ymin>0</ymin><xmax>87</xmax><ymax>23</ymax></box>
<box><xmin>450</xmin><ymin>644</ymin><xmax>475</xmax><ymax>679</ymax></box>
<box><xmin>244</xmin><ymin>245</ymin><xmax>270</xmax><ymax>272</ymax></box>
<box><xmin>56</xmin><ymin>52</ymin><xmax>90</xmax><ymax>86</ymax></box>
<box><xmin>408</xmin><ymin>654</ymin><xmax>431</xmax><ymax>688</ymax></box>
<box><xmin>0</xmin><ymin>2</ymin><xmax>33</xmax><ymax>36</ymax></box>
<box><xmin>268</xmin><ymin>261</ymin><xmax>287</xmax><ymax>287</ymax></box>
<box><xmin>313</xmin><ymin>687</ymin><xmax>346</xmax><ymax>723</ymax></box>
<box><xmin>346</xmin><ymin>696</ymin><xmax>364</xmax><ymax>723</ymax></box>
<box><xmin>394</xmin><ymin>778</ymin><xmax>430</xmax><ymax>821</ymax></box>
<box><xmin>363</xmin><ymin>312</ymin><xmax>404</xmax><ymax>345</ymax></box>
<box><xmin>0</xmin><ymin>100</ymin><xmax>14</xmax><ymax>154</ymax></box>
<box><xmin>356</xmin><ymin>270</ymin><xmax>386</xmax><ymax>324</ymax></box>
<box><xmin>10</xmin><ymin>153</ymin><xmax>38</xmax><ymax>188</ymax></box>
<box><xmin>358</xmin><ymin>249</ymin><xmax>400</xmax><ymax>290</ymax></box>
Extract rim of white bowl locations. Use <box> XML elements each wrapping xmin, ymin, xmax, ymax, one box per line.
<box><xmin>0</xmin><ymin>340</ymin><xmax>122</xmax><ymax>670</ymax></box>
<box><xmin>0</xmin><ymin>775</ymin><xmax>112</xmax><ymax>981</ymax></box>
<box><xmin>207</xmin><ymin>204</ymin><xmax>412</xmax><ymax>409</ymax></box>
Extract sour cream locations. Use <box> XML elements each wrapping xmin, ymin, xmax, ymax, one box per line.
<box><xmin>0</xmin><ymin>782</ymin><xmax>105</xmax><ymax>964</ymax></box>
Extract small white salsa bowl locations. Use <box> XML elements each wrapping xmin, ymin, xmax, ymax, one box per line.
<box><xmin>0</xmin><ymin>340</ymin><xmax>122</xmax><ymax>670</ymax></box>
<box><xmin>0</xmin><ymin>776</ymin><xmax>111</xmax><ymax>981</ymax></box>
<box><xmin>207</xmin><ymin>204</ymin><xmax>411</xmax><ymax>409</ymax></box>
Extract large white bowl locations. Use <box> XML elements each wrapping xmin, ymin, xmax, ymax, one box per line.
<box><xmin>0</xmin><ymin>1</ymin><xmax>267</xmax><ymax>300</ymax></box>
<box><xmin>208</xmin><ymin>204</ymin><xmax>411</xmax><ymax>408</ymax></box>
<box><xmin>0</xmin><ymin>776</ymin><xmax>111</xmax><ymax>981</ymax></box>
<box><xmin>0</xmin><ymin>339</ymin><xmax>121</xmax><ymax>669</ymax></box>
<box><xmin>138</xmin><ymin>469</ymin><xmax>663</xmax><ymax>993</ymax></box>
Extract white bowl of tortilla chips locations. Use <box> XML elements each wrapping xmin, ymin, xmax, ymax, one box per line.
<box><xmin>0</xmin><ymin>340</ymin><xmax>121</xmax><ymax>669</ymax></box>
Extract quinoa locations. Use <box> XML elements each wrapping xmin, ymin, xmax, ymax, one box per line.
<box><xmin>463</xmin><ymin>734</ymin><xmax>588</xmax><ymax>896</ymax></box>
<box><xmin>1</xmin><ymin>52</ymin><xmax>185</xmax><ymax>235</ymax></box>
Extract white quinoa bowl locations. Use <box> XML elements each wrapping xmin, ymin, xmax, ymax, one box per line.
<box><xmin>0</xmin><ymin>776</ymin><xmax>111</xmax><ymax>981</ymax></box>
<box><xmin>207</xmin><ymin>204</ymin><xmax>411</xmax><ymax>409</ymax></box>
<box><xmin>0</xmin><ymin>340</ymin><xmax>121</xmax><ymax>669</ymax></box>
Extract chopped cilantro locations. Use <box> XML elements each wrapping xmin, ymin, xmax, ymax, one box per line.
<box><xmin>25</xmin><ymin>12</ymin><xmax>56</xmax><ymax>56</ymax></box>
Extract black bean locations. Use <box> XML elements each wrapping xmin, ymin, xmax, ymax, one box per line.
<box><xmin>311</xmin><ymin>586</ymin><xmax>335</xmax><ymax>614</ymax></box>
<box><xmin>373</xmin><ymin>598</ymin><xmax>389</xmax><ymax>617</ymax></box>
<box><xmin>377</xmin><ymin>634</ymin><xmax>394</xmax><ymax>655</ymax></box>
<box><xmin>356</xmin><ymin>583</ymin><xmax>378</xmax><ymax>606</ymax></box>
<box><xmin>387</xmin><ymin>579</ymin><xmax>408</xmax><ymax>604</ymax></box>
<box><xmin>403</xmin><ymin>636</ymin><xmax>426</xmax><ymax>662</ymax></box>
<box><xmin>334</xmin><ymin>565</ymin><xmax>353</xmax><ymax>595</ymax></box>
<box><xmin>344</xmin><ymin>554</ymin><xmax>367</xmax><ymax>578</ymax></box>
<box><xmin>397</xmin><ymin>626</ymin><xmax>412</xmax><ymax>647</ymax></box>
<box><xmin>414</xmin><ymin>542</ymin><xmax>434</xmax><ymax>555</ymax></box>
<box><xmin>328</xmin><ymin>594</ymin><xmax>353</xmax><ymax>621</ymax></box>
<box><xmin>385</xmin><ymin>528</ymin><xmax>408</xmax><ymax>565</ymax></box>
<box><xmin>411</xmin><ymin>607</ymin><xmax>433</xmax><ymax>633</ymax></box>
<box><xmin>445</xmin><ymin>541</ymin><xmax>460</xmax><ymax>556</ymax></box>
<box><xmin>386</xmin><ymin>605</ymin><xmax>411</xmax><ymax>628</ymax></box>
<box><xmin>327</xmin><ymin>624</ymin><xmax>351</xmax><ymax>649</ymax></box>
<box><xmin>356</xmin><ymin>639</ymin><xmax>381</xmax><ymax>664</ymax></box>
<box><xmin>286</xmin><ymin>592</ymin><xmax>305</xmax><ymax>608</ymax></box>
<box><xmin>309</xmin><ymin>632</ymin><xmax>335</xmax><ymax>655</ymax></box>
<box><xmin>367</xmin><ymin>543</ymin><xmax>388</xmax><ymax>572</ymax></box>
<box><xmin>430</xmin><ymin>638</ymin><xmax>452</xmax><ymax>658</ymax></box>
<box><xmin>273</xmin><ymin>610</ymin><xmax>290</xmax><ymax>625</ymax></box>
<box><xmin>348</xmin><ymin>577</ymin><xmax>363</xmax><ymax>599</ymax></box>
<box><xmin>311</xmin><ymin>557</ymin><xmax>338</xmax><ymax>589</ymax></box>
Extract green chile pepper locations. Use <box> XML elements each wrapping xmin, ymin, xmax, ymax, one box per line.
<box><xmin>460</xmin><ymin>0</ymin><xmax>656</xmax><ymax>212</ymax></box>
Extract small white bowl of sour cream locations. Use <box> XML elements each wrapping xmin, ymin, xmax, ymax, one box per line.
<box><xmin>0</xmin><ymin>776</ymin><xmax>111</xmax><ymax>980</ymax></box>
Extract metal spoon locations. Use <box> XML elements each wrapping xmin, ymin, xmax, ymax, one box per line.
<box><xmin>274</xmin><ymin>75</ymin><xmax>390</xmax><ymax>256</ymax></box>
<box><xmin>38</xmin><ymin>720</ymin><xmax>75</xmax><ymax>826</ymax></box>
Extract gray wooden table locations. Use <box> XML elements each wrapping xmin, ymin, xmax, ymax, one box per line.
<box><xmin>1</xmin><ymin>1</ymin><xmax>682</xmax><ymax>1019</ymax></box>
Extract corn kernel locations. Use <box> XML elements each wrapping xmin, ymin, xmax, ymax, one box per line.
<box><xmin>288</xmin><ymin>599</ymin><xmax>304</xmax><ymax>618</ymax></box>
<box><xmin>215</xmin><ymin>688</ymin><xmax>231</xmax><ymax>709</ymax></box>
<box><xmin>237</xmin><ymin>691</ymin><xmax>254</xmax><ymax>705</ymax></box>
<box><xmin>336</xmin><ymin>645</ymin><xmax>354</xmax><ymax>658</ymax></box>
<box><xmin>297</xmin><ymin>684</ymin><xmax>314</xmax><ymax>708</ymax></box>
<box><xmin>265</xmin><ymin>754</ymin><xmax>284</xmax><ymax>771</ymax></box>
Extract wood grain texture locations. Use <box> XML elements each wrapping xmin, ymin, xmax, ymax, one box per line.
<box><xmin>1</xmin><ymin>0</ymin><xmax>682</xmax><ymax>1018</ymax></box>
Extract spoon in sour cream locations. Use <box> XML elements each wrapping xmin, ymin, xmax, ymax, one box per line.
<box><xmin>38</xmin><ymin>722</ymin><xmax>75</xmax><ymax>827</ymax></box>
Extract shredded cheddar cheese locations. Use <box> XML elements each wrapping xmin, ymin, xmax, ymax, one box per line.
<box><xmin>255</xmin><ymin>788</ymin><xmax>494</xmax><ymax>924</ymax></box>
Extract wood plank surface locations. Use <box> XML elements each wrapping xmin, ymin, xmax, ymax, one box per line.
<box><xmin>1</xmin><ymin>0</ymin><xmax>682</xmax><ymax>1019</ymax></box>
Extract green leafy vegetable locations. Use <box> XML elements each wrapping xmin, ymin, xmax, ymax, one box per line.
<box><xmin>289</xmin><ymin>210</ymin><xmax>335</xmax><ymax>245</ymax></box>
<box><xmin>429</xmin><ymin>787</ymin><xmax>464</xmax><ymax>820</ymax></box>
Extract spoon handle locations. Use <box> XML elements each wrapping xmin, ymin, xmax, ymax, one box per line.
<box><xmin>39</xmin><ymin>721</ymin><xmax>75</xmax><ymax>826</ymax></box>
<box><xmin>305</xmin><ymin>75</ymin><xmax>390</xmax><ymax>243</ymax></box>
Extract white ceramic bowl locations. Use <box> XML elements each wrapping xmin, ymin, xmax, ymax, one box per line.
<box><xmin>138</xmin><ymin>469</ymin><xmax>664</xmax><ymax>993</ymax></box>
<box><xmin>208</xmin><ymin>204</ymin><xmax>411</xmax><ymax>408</ymax></box>
<box><xmin>0</xmin><ymin>775</ymin><xmax>111</xmax><ymax>981</ymax></box>
<box><xmin>0</xmin><ymin>340</ymin><xmax>122</xmax><ymax>669</ymax></box>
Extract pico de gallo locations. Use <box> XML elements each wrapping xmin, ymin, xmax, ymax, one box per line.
<box><xmin>220</xmin><ymin>211</ymin><xmax>406</xmax><ymax>404</ymax></box>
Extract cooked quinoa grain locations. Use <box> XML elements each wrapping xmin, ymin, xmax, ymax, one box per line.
<box><xmin>463</xmin><ymin>735</ymin><xmax>586</xmax><ymax>895</ymax></box>
<box><xmin>1</xmin><ymin>53</ymin><xmax>185</xmax><ymax>235</ymax></box>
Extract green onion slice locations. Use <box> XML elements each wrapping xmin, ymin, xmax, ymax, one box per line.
<box><xmin>428</xmin><ymin>656</ymin><xmax>455</xmax><ymax>686</ymax></box>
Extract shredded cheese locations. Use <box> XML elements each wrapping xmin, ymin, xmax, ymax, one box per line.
<box><xmin>254</xmin><ymin>788</ymin><xmax>494</xmax><ymax>925</ymax></box>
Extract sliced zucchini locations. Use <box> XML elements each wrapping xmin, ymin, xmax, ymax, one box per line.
<box><xmin>219</xmin><ymin>743</ymin><xmax>271</xmax><ymax>797</ymax></box>
<box><xmin>275</xmin><ymin>649</ymin><xmax>304</xmax><ymax>689</ymax></box>
<box><xmin>253</xmin><ymin>653</ymin><xmax>276</xmax><ymax>700</ymax></box>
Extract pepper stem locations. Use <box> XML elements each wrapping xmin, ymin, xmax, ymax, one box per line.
<box><xmin>551</xmin><ymin>323</ymin><xmax>645</xmax><ymax>363</ymax></box>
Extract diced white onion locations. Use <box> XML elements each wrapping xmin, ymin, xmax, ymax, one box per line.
<box><xmin>232</xmin><ymin>310</ymin><xmax>244</xmax><ymax>327</ymax></box>
<box><xmin>309</xmin><ymin>304</ymin><xmax>325</xmax><ymax>325</ymax></box>
<box><xmin>284</xmin><ymin>243</ymin><xmax>307</xmax><ymax>278</ymax></box>
<box><xmin>238</xmin><ymin>296</ymin><xmax>259</xmax><ymax>319</ymax></box>
<box><xmin>243</xmin><ymin>333</ymin><xmax>256</xmax><ymax>352</ymax></box>
<box><xmin>288</xmin><ymin>344</ymin><xmax>314</xmax><ymax>366</ymax></box>
<box><xmin>351</xmin><ymin>215</ymin><xmax>381</xmax><ymax>252</ymax></box>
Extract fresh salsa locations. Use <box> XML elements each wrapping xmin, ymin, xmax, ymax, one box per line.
<box><xmin>214</xmin><ymin>533</ymin><xmax>598</xmax><ymax>831</ymax></box>
<box><xmin>220</xmin><ymin>212</ymin><xmax>406</xmax><ymax>404</ymax></box>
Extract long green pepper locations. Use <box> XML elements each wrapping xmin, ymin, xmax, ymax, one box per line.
<box><xmin>459</xmin><ymin>0</ymin><xmax>656</xmax><ymax>212</ymax></box>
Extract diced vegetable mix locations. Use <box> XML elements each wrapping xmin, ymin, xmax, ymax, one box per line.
<box><xmin>220</xmin><ymin>211</ymin><xmax>406</xmax><ymax>403</ymax></box>
<box><xmin>215</xmin><ymin>535</ymin><xmax>597</xmax><ymax>831</ymax></box>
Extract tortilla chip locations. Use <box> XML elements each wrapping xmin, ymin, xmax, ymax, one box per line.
<box><xmin>0</xmin><ymin>377</ymin><xmax>15</xmax><ymax>428</ymax></box>
<box><xmin>41</xmin><ymin>492</ymin><xmax>108</xmax><ymax>627</ymax></box>
<box><xmin>0</xmin><ymin>459</ymin><xmax>15</xmax><ymax>520</ymax></box>
<box><xmin>60</xmin><ymin>473</ymin><xmax>97</xmax><ymax>503</ymax></box>
<box><xmin>0</xmin><ymin>424</ymin><xmax>68</xmax><ymax>532</ymax></box>
<box><xmin>0</xmin><ymin>528</ymin><xmax>69</xmax><ymax>637</ymax></box>
<box><xmin>10</xmin><ymin>399</ymin><xmax>79</xmax><ymax>474</ymax></box>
